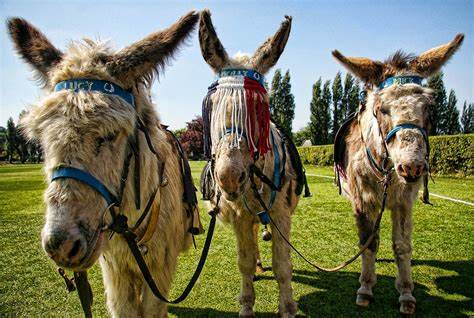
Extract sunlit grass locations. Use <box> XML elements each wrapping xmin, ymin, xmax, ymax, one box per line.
<box><xmin>0</xmin><ymin>163</ymin><xmax>472</xmax><ymax>317</ymax></box>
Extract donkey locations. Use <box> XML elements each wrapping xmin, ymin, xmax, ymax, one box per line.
<box><xmin>332</xmin><ymin>34</ymin><xmax>464</xmax><ymax>314</ymax></box>
<box><xmin>8</xmin><ymin>12</ymin><xmax>202</xmax><ymax>317</ymax></box>
<box><xmin>198</xmin><ymin>11</ymin><xmax>308</xmax><ymax>318</ymax></box>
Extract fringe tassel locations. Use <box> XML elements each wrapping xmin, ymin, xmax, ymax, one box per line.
<box><xmin>202</xmin><ymin>76</ymin><xmax>271</xmax><ymax>157</ymax></box>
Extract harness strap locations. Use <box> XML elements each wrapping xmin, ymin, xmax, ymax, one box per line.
<box><xmin>73</xmin><ymin>271</ymin><xmax>93</xmax><ymax>318</ymax></box>
<box><xmin>51</xmin><ymin>167</ymin><xmax>117</xmax><ymax>206</ymax></box>
<box><xmin>108</xmin><ymin>209</ymin><xmax>217</xmax><ymax>304</ymax></box>
<box><xmin>385</xmin><ymin>123</ymin><xmax>428</xmax><ymax>143</ymax></box>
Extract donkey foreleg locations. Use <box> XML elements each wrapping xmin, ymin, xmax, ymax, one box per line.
<box><xmin>391</xmin><ymin>206</ymin><xmax>416</xmax><ymax>315</ymax></box>
<box><xmin>100</xmin><ymin>256</ymin><xmax>141</xmax><ymax>317</ymax></box>
<box><xmin>355</xmin><ymin>209</ymin><xmax>380</xmax><ymax>307</ymax></box>
<box><xmin>253</xmin><ymin>223</ymin><xmax>265</xmax><ymax>274</ymax></box>
<box><xmin>234</xmin><ymin>215</ymin><xmax>258</xmax><ymax>317</ymax></box>
<box><xmin>270</xmin><ymin>211</ymin><xmax>297</xmax><ymax>318</ymax></box>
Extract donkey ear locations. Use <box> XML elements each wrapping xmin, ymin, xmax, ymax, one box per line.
<box><xmin>198</xmin><ymin>9</ymin><xmax>229</xmax><ymax>73</ymax></box>
<box><xmin>332</xmin><ymin>50</ymin><xmax>384</xmax><ymax>85</ymax></box>
<box><xmin>107</xmin><ymin>11</ymin><xmax>199</xmax><ymax>83</ymax></box>
<box><xmin>7</xmin><ymin>17</ymin><xmax>62</xmax><ymax>83</ymax></box>
<box><xmin>409</xmin><ymin>34</ymin><xmax>464</xmax><ymax>77</ymax></box>
<box><xmin>250</xmin><ymin>16</ymin><xmax>292</xmax><ymax>74</ymax></box>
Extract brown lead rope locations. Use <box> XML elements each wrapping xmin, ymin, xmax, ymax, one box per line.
<box><xmin>251</xmin><ymin>169</ymin><xmax>392</xmax><ymax>273</ymax></box>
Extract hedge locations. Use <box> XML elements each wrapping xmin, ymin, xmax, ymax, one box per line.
<box><xmin>297</xmin><ymin>134</ymin><xmax>474</xmax><ymax>177</ymax></box>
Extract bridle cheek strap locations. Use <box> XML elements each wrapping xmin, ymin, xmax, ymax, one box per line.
<box><xmin>51</xmin><ymin>166</ymin><xmax>118</xmax><ymax>206</ymax></box>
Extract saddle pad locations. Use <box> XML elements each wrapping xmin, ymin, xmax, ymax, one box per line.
<box><xmin>334</xmin><ymin>112</ymin><xmax>358</xmax><ymax>179</ymax></box>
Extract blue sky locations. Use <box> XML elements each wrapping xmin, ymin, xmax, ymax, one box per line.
<box><xmin>1</xmin><ymin>0</ymin><xmax>472</xmax><ymax>131</ymax></box>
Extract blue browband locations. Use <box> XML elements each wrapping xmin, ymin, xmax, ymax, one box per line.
<box><xmin>379</xmin><ymin>76</ymin><xmax>423</xmax><ymax>90</ymax></box>
<box><xmin>51</xmin><ymin>79</ymin><xmax>135</xmax><ymax>206</ymax></box>
<box><xmin>218</xmin><ymin>68</ymin><xmax>265</xmax><ymax>87</ymax></box>
<box><xmin>54</xmin><ymin>79</ymin><xmax>135</xmax><ymax>107</ymax></box>
<box><xmin>51</xmin><ymin>166</ymin><xmax>118</xmax><ymax>206</ymax></box>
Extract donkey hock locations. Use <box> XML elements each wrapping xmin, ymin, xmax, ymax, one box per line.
<box><xmin>199</xmin><ymin>10</ymin><xmax>308</xmax><ymax>318</ymax></box>
<box><xmin>8</xmin><ymin>12</ymin><xmax>202</xmax><ymax>317</ymax></box>
<box><xmin>333</xmin><ymin>33</ymin><xmax>464</xmax><ymax>315</ymax></box>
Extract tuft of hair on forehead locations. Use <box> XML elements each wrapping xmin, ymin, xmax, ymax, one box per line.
<box><xmin>384</xmin><ymin>50</ymin><xmax>416</xmax><ymax>70</ymax></box>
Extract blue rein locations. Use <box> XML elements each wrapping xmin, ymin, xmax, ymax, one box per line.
<box><xmin>51</xmin><ymin>79</ymin><xmax>135</xmax><ymax>206</ymax></box>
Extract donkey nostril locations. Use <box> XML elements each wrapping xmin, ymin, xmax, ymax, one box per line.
<box><xmin>238</xmin><ymin>172</ymin><xmax>246</xmax><ymax>184</ymax></box>
<box><xmin>68</xmin><ymin>239</ymin><xmax>82</xmax><ymax>259</ymax></box>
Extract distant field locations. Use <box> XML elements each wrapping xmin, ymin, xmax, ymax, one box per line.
<box><xmin>0</xmin><ymin>162</ymin><xmax>473</xmax><ymax>317</ymax></box>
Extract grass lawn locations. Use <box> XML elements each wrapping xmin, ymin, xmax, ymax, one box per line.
<box><xmin>0</xmin><ymin>162</ymin><xmax>473</xmax><ymax>317</ymax></box>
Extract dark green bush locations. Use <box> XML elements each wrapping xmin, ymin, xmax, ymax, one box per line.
<box><xmin>297</xmin><ymin>134</ymin><xmax>474</xmax><ymax>176</ymax></box>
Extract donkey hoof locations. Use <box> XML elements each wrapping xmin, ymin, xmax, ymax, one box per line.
<box><xmin>356</xmin><ymin>293</ymin><xmax>374</xmax><ymax>307</ymax></box>
<box><xmin>400</xmin><ymin>300</ymin><xmax>416</xmax><ymax>315</ymax></box>
<box><xmin>279</xmin><ymin>300</ymin><xmax>297</xmax><ymax>318</ymax></box>
<box><xmin>256</xmin><ymin>261</ymin><xmax>265</xmax><ymax>274</ymax></box>
<box><xmin>399</xmin><ymin>294</ymin><xmax>416</xmax><ymax>315</ymax></box>
<box><xmin>239</xmin><ymin>307</ymin><xmax>255</xmax><ymax>318</ymax></box>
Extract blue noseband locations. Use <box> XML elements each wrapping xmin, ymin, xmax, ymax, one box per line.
<box><xmin>52</xmin><ymin>167</ymin><xmax>118</xmax><ymax>206</ymax></box>
<box><xmin>385</xmin><ymin>123</ymin><xmax>427</xmax><ymax>143</ymax></box>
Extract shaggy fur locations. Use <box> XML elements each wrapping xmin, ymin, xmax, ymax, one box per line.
<box><xmin>8</xmin><ymin>13</ymin><xmax>199</xmax><ymax>317</ymax></box>
<box><xmin>333</xmin><ymin>35</ymin><xmax>463</xmax><ymax>315</ymax></box>
<box><xmin>199</xmin><ymin>11</ymin><xmax>298</xmax><ymax>318</ymax></box>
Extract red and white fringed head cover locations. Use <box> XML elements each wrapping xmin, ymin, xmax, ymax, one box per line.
<box><xmin>203</xmin><ymin>75</ymin><xmax>271</xmax><ymax>157</ymax></box>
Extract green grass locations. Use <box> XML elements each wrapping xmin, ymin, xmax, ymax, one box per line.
<box><xmin>1</xmin><ymin>162</ymin><xmax>473</xmax><ymax>317</ymax></box>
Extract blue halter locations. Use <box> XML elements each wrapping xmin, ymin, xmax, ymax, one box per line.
<box><xmin>54</xmin><ymin>79</ymin><xmax>135</xmax><ymax>107</ymax></box>
<box><xmin>379</xmin><ymin>76</ymin><xmax>423</xmax><ymax>90</ymax></box>
<box><xmin>364</xmin><ymin>75</ymin><xmax>428</xmax><ymax>175</ymax></box>
<box><xmin>218</xmin><ymin>68</ymin><xmax>265</xmax><ymax>87</ymax></box>
<box><xmin>51</xmin><ymin>79</ymin><xmax>136</xmax><ymax>206</ymax></box>
<box><xmin>385</xmin><ymin>123</ymin><xmax>428</xmax><ymax>143</ymax></box>
<box><xmin>52</xmin><ymin>166</ymin><xmax>118</xmax><ymax>206</ymax></box>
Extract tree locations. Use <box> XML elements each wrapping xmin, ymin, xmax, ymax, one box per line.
<box><xmin>461</xmin><ymin>101</ymin><xmax>474</xmax><ymax>134</ymax></box>
<box><xmin>16</xmin><ymin>111</ymin><xmax>29</xmax><ymax>163</ymax></box>
<box><xmin>293</xmin><ymin>125</ymin><xmax>311</xmax><ymax>146</ymax></box>
<box><xmin>322</xmin><ymin>81</ymin><xmax>332</xmax><ymax>143</ymax></box>
<box><xmin>309</xmin><ymin>78</ymin><xmax>323</xmax><ymax>144</ymax></box>
<box><xmin>342</xmin><ymin>73</ymin><xmax>353</xmax><ymax>119</ymax></box>
<box><xmin>426</xmin><ymin>72</ymin><xmax>447</xmax><ymax>135</ymax></box>
<box><xmin>0</xmin><ymin>126</ymin><xmax>6</xmax><ymax>159</ymax></box>
<box><xmin>269</xmin><ymin>69</ymin><xmax>283</xmax><ymax>122</ymax></box>
<box><xmin>173</xmin><ymin>128</ymin><xmax>186</xmax><ymax>141</ymax></box>
<box><xmin>269</xmin><ymin>70</ymin><xmax>295</xmax><ymax>137</ymax></box>
<box><xmin>309</xmin><ymin>78</ymin><xmax>331</xmax><ymax>145</ymax></box>
<box><xmin>179</xmin><ymin>116</ymin><xmax>204</xmax><ymax>160</ymax></box>
<box><xmin>444</xmin><ymin>90</ymin><xmax>461</xmax><ymax>135</ymax></box>
<box><xmin>332</xmin><ymin>72</ymin><xmax>343</xmax><ymax>138</ymax></box>
<box><xmin>6</xmin><ymin>117</ymin><xmax>17</xmax><ymax>163</ymax></box>
<box><xmin>347</xmin><ymin>79</ymin><xmax>360</xmax><ymax>116</ymax></box>
<box><xmin>280</xmin><ymin>70</ymin><xmax>296</xmax><ymax>137</ymax></box>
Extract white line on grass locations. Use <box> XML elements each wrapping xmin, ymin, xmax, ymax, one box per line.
<box><xmin>305</xmin><ymin>173</ymin><xmax>474</xmax><ymax>207</ymax></box>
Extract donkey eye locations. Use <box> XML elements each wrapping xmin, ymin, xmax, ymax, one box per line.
<box><xmin>96</xmin><ymin>133</ymin><xmax>118</xmax><ymax>151</ymax></box>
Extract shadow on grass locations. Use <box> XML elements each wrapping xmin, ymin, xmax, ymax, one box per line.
<box><xmin>170</xmin><ymin>259</ymin><xmax>473</xmax><ymax>317</ymax></box>
<box><xmin>293</xmin><ymin>259</ymin><xmax>473</xmax><ymax>317</ymax></box>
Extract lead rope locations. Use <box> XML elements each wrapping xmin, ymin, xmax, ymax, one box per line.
<box><xmin>249</xmin><ymin>156</ymin><xmax>393</xmax><ymax>273</ymax></box>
